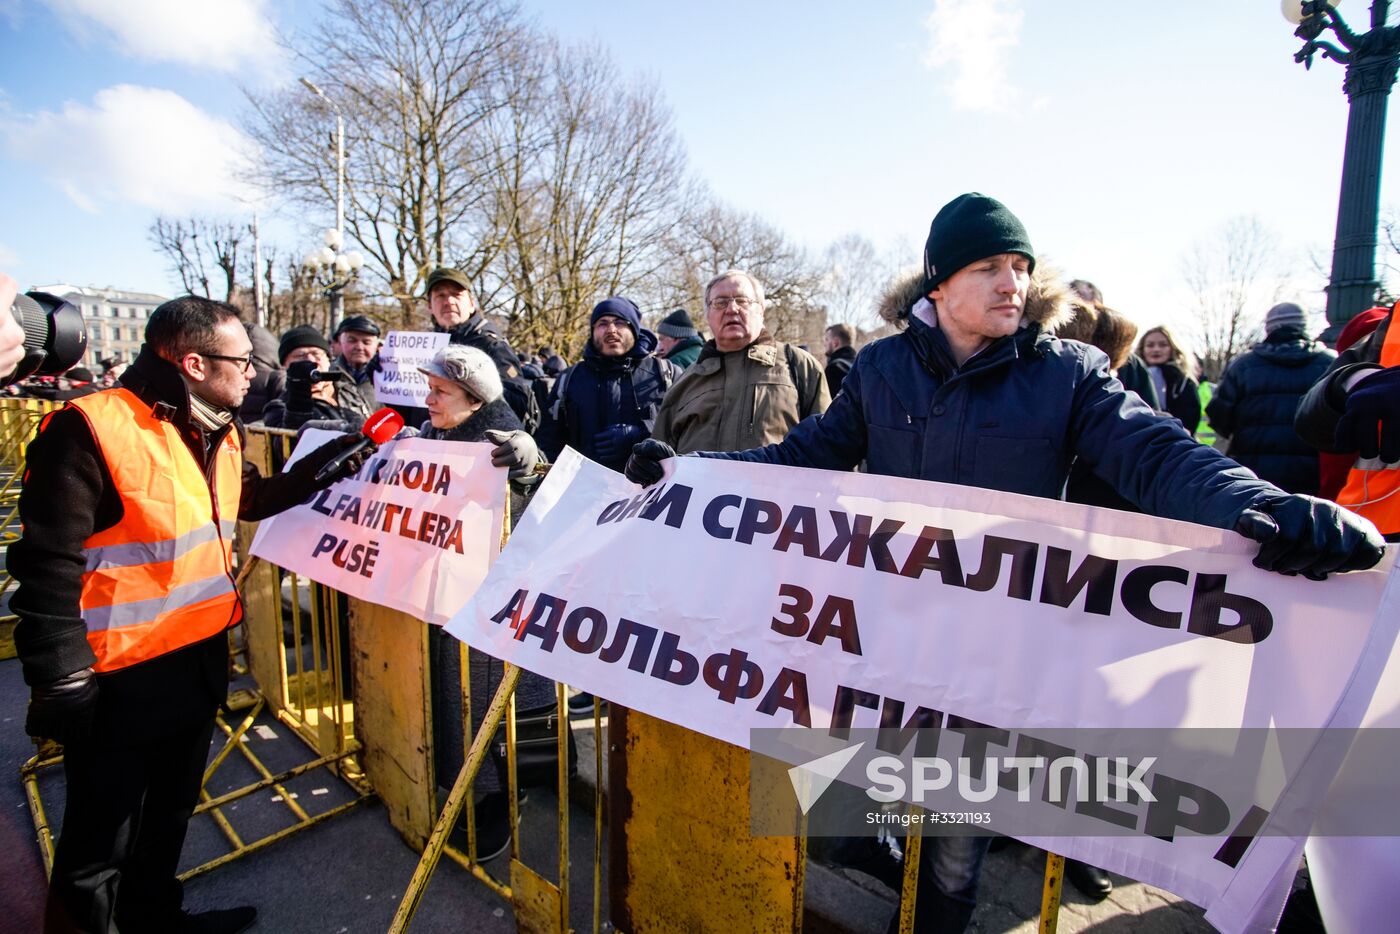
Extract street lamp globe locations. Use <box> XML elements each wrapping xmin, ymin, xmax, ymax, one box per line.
<box><xmin>345</xmin><ymin>251</ymin><xmax>365</xmax><ymax>271</ymax></box>
<box><xmin>324</xmin><ymin>227</ymin><xmax>343</xmax><ymax>250</ymax></box>
<box><xmin>301</xmin><ymin>250</ymin><xmax>323</xmax><ymax>270</ymax></box>
<box><xmin>1281</xmin><ymin>0</ymin><xmax>1305</xmax><ymax>25</ymax></box>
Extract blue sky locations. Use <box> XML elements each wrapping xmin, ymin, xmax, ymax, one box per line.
<box><xmin>3</xmin><ymin>0</ymin><xmax>1399</xmax><ymax>338</ymax></box>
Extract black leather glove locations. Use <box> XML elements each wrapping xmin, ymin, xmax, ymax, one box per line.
<box><xmin>27</xmin><ymin>667</ymin><xmax>98</xmax><ymax>745</ymax></box>
<box><xmin>1335</xmin><ymin>367</ymin><xmax>1400</xmax><ymax>462</ymax></box>
<box><xmin>484</xmin><ymin>428</ymin><xmax>540</xmax><ymax>480</ymax></box>
<box><xmin>286</xmin><ymin>359</ymin><xmax>318</xmax><ymax>415</ymax></box>
<box><xmin>624</xmin><ymin>438</ymin><xmax>675</xmax><ymax>486</ymax></box>
<box><xmin>1235</xmin><ymin>495</ymin><xmax>1385</xmax><ymax>580</ymax></box>
<box><xmin>293</xmin><ymin>432</ymin><xmax>377</xmax><ymax>485</ymax></box>
<box><xmin>594</xmin><ymin>424</ymin><xmax>644</xmax><ymax>463</ymax></box>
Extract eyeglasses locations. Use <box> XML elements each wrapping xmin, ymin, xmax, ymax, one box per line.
<box><xmin>707</xmin><ymin>296</ymin><xmax>759</xmax><ymax>311</ymax></box>
<box><xmin>201</xmin><ymin>352</ymin><xmax>255</xmax><ymax>373</ymax></box>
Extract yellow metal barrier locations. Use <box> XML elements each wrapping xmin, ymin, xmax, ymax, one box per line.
<box><xmin>0</xmin><ymin>398</ymin><xmax>60</xmax><ymax>660</ymax></box>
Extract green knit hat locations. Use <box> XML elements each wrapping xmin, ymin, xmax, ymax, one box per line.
<box><xmin>922</xmin><ymin>193</ymin><xmax>1036</xmax><ymax>292</ymax></box>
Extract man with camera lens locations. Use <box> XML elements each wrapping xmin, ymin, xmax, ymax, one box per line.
<box><xmin>261</xmin><ymin>324</ymin><xmax>373</xmax><ymax>431</ymax></box>
<box><xmin>11</xmin><ymin>296</ymin><xmax>380</xmax><ymax>933</ymax></box>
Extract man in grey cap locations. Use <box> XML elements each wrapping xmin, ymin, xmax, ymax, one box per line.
<box><xmin>1206</xmin><ymin>302</ymin><xmax>1335</xmax><ymax>493</ymax></box>
<box><xmin>655</xmin><ymin>308</ymin><xmax>704</xmax><ymax>370</ymax></box>
<box><xmin>333</xmin><ymin>314</ymin><xmax>383</xmax><ymax>414</ymax></box>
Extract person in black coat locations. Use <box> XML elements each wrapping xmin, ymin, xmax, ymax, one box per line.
<box><xmin>417</xmin><ymin>267</ymin><xmax>537</xmax><ymax>431</ymax></box>
<box><xmin>11</xmin><ymin>297</ymin><xmax>374</xmax><ymax>933</ymax></box>
<box><xmin>823</xmin><ymin>323</ymin><xmax>857</xmax><ymax>396</ymax></box>
<box><xmin>1138</xmin><ymin>324</ymin><xmax>1201</xmax><ymax>435</ymax></box>
<box><xmin>261</xmin><ymin>325</ymin><xmax>373</xmax><ymax>431</ymax></box>
<box><xmin>1206</xmin><ymin>302</ymin><xmax>1335</xmax><ymax>494</ymax></box>
<box><xmin>535</xmin><ymin>297</ymin><xmax>677</xmax><ymax>473</ymax></box>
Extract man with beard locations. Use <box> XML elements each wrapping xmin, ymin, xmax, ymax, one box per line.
<box><xmin>537</xmin><ymin>296</ymin><xmax>677</xmax><ymax>472</ymax></box>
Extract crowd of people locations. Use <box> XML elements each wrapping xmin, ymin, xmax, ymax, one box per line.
<box><xmin>4</xmin><ymin>188</ymin><xmax>1396</xmax><ymax>933</ymax></box>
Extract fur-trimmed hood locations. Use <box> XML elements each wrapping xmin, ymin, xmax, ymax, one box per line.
<box><xmin>876</xmin><ymin>262</ymin><xmax>1074</xmax><ymax>336</ymax></box>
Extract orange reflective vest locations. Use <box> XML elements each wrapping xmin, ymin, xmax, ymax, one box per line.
<box><xmin>1337</xmin><ymin>319</ymin><xmax>1400</xmax><ymax>536</ymax></box>
<box><xmin>49</xmin><ymin>388</ymin><xmax>243</xmax><ymax>672</ymax></box>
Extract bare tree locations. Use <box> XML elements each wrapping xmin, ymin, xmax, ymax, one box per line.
<box><xmin>1181</xmin><ymin>216</ymin><xmax>1290</xmax><ymax>382</ymax></box>
<box><xmin>649</xmin><ymin>198</ymin><xmax>827</xmax><ymax>348</ymax></box>
<box><xmin>245</xmin><ymin>0</ymin><xmax>531</xmax><ymax>323</ymax></box>
<box><xmin>481</xmin><ymin>41</ymin><xmax>690</xmax><ymax>354</ymax></box>
<box><xmin>149</xmin><ymin>216</ymin><xmax>246</xmax><ymax>301</ymax></box>
<box><xmin>818</xmin><ymin>233</ymin><xmax>896</xmax><ymax>333</ymax></box>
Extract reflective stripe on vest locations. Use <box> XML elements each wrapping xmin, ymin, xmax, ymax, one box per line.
<box><xmin>1337</xmin><ymin>320</ymin><xmax>1400</xmax><ymax>535</ymax></box>
<box><xmin>64</xmin><ymin>388</ymin><xmax>244</xmax><ymax>672</ymax></box>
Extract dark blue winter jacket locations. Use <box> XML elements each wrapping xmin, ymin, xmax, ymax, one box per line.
<box><xmin>537</xmin><ymin>329</ymin><xmax>677</xmax><ymax>472</ymax></box>
<box><xmin>707</xmin><ymin>314</ymin><xmax>1281</xmax><ymax>530</ymax></box>
<box><xmin>1205</xmin><ymin>328</ymin><xmax>1335</xmax><ymax>495</ymax></box>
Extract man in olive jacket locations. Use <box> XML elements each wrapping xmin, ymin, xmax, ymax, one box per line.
<box><xmin>650</xmin><ymin>269</ymin><xmax>829</xmax><ymax>454</ymax></box>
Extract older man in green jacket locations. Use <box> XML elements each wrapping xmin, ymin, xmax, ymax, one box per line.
<box><xmin>651</xmin><ymin>269</ymin><xmax>829</xmax><ymax>453</ymax></box>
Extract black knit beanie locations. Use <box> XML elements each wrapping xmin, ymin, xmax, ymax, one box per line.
<box><xmin>656</xmin><ymin>308</ymin><xmax>698</xmax><ymax>340</ymax></box>
<box><xmin>922</xmin><ymin>193</ymin><xmax>1036</xmax><ymax>292</ymax></box>
<box><xmin>278</xmin><ymin>325</ymin><xmax>332</xmax><ymax>364</ymax></box>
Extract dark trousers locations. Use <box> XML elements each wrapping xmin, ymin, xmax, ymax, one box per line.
<box><xmin>45</xmin><ymin>713</ymin><xmax>216</xmax><ymax>933</ymax></box>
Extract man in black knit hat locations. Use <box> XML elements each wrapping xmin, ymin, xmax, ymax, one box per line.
<box><xmin>655</xmin><ymin>307</ymin><xmax>704</xmax><ymax>370</ymax></box>
<box><xmin>628</xmin><ymin>192</ymin><xmax>1384</xmax><ymax>933</ymax></box>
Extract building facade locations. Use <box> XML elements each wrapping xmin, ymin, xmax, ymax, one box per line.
<box><xmin>33</xmin><ymin>284</ymin><xmax>167</xmax><ymax>369</ymax></box>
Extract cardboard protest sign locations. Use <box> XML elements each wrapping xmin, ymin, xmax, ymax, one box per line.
<box><xmin>250</xmin><ymin>429</ymin><xmax>506</xmax><ymax>625</ymax></box>
<box><xmin>445</xmin><ymin>449</ymin><xmax>1398</xmax><ymax>933</ymax></box>
<box><xmin>374</xmin><ymin>331</ymin><xmax>449</xmax><ymax>406</ymax></box>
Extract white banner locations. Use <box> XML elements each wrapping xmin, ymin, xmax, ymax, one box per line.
<box><xmin>250</xmin><ymin>429</ymin><xmax>505</xmax><ymax>625</ymax></box>
<box><xmin>445</xmin><ymin>449</ymin><xmax>1399</xmax><ymax>932</ymax></box>
<box><xmin>374</xmin><ymin>330</ymin><xmax>449</xmax><ymax>406</ymax></box>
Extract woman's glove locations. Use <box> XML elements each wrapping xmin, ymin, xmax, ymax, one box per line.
<box><xmin>484</xmin><ymin>429</ymin><xmax>540</xmax><ymax>480</ymax></box>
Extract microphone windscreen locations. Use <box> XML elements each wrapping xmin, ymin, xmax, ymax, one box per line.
<box><xmin>363</xmin><ymin>407</ymin><xmax>405</xmax><ymax>443</ymax></box>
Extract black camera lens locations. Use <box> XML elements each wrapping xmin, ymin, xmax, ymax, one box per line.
<box><xmin>6</xmin><ymin>291</ymin><xmax>89</xmax><ymax>385</ymax></box>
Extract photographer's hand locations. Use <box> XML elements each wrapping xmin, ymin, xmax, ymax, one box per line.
<box><xmin>0</xmin><ymin>274</ymin><xmax>27</xmax><ymax>381</ymax></box>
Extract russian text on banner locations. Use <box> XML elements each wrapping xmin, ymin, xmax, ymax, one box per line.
<box><xmin>444</xmin><ymin>448</ymin><xmax>1398</xmax><ymax>933</ymax></box>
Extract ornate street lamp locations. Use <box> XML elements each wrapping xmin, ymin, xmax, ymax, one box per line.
<box><xmin>301</xmin><ymin>228</ymin><xmax>364</xmax><ymax>331</ymax></box>
<box><xmin>1284</xmin><ymin>0</ymin><xmax>1400</xmax><ymax>343</ymax></box>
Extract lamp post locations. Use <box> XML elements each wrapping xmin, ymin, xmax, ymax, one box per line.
<box><xmin>301</xmin><ymin>229</ymin><xmax>364</xmax><ymax>334</ymax></box>
<box><xmin>299</xmin><ymin>76</ymin><xmax>350</xmax><ymax>328</ymax></box>
<box><xmin>1284</xmin><ymin>0</ymin><xmax>1400</xmax><ymax>344</ymax></box>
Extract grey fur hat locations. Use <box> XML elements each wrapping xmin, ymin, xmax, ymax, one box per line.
<box><xmin>417</xmin><ymin>344</ymin><xmax>502</xmax><ymax>403</ymax></box>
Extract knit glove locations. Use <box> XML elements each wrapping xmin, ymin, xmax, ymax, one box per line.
<box><xmin>624</xmin><ymin>438</ymin><xmax>675</xmax><ymax>487</ymax></box>
<box><xmin>484</xmin><ymin>429</ymin><xmax>539</xmax><ymax>480</ymax></box>
<box><xmin>27</xmin><ymin>667</ymin><xmax>98</xmax><ymax>745</ymax></box>
<box><xmin>593</xmin><ymin>424</ymin><xmax>645</xmax><ymax>464</ymax></box>
<box><xmin>1335</xmin><ymin>367</ymin><xmax>1400</xmax><ymax>462</ymax></box>
<box><xmin>1234</xmin><ymin>495</ymin><xmax>1385</xmax><ymax>580</ymax></box>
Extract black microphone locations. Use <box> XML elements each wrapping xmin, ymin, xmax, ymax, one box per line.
<box><xmin>314</xmin><ymin>407</ymin><xmax>405</xmax><ymax>483</ymax></box>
